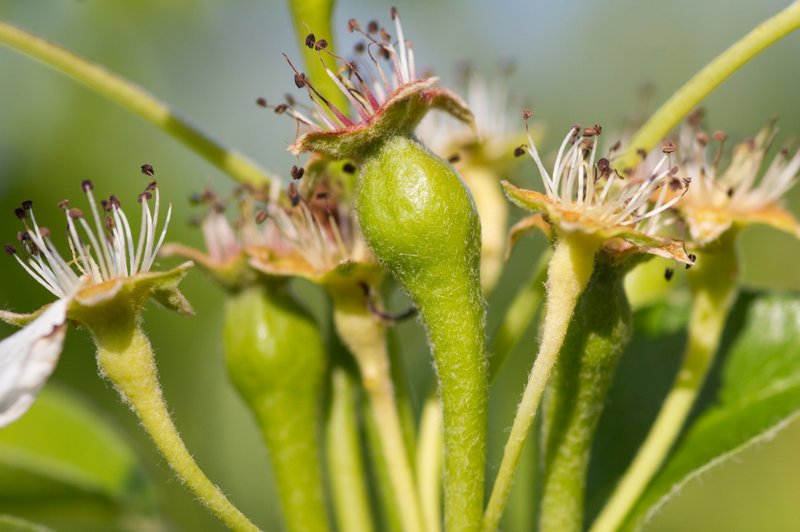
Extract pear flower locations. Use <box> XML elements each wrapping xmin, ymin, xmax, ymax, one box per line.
<box><xmin>266</xmin><ymin>7</ymin><xmax>473</xmax><ymax>161</ymax></box>
<box><xmin>675</xmin><ymin>117</ymin><xmax>800</xmax><ymax>246</ymax></box>
<box><xmin>504</xmin><ymin>113</ymin><xmax>693</xmax><ymax>264</ymax></box>
<box><xmin>163</xmin><ymin>160</ymin><xmax>378</xmax><ymax>289</ymax></box>
<box><xmin>0</xmin><ymin>178</ymin><xmax>191</xmax><ymax>426</ymax></box>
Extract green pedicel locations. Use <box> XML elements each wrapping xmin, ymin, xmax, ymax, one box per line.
<box><xmin>224</xmin><ymin>283</ymin><xmax>329</xmax><ymax>532</ymax></box>
<box><xmin>357</xmin><ymin>135</ymin><xmax>488</xmax><ymax>532</ymax></box>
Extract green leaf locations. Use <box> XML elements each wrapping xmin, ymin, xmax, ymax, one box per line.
<box><xmin>0</xmin><ymin>385</ymin><xmax>154</xmax><ymax>527</ymax></box>
<box><xmin>622</xmin><ymin>292</ymin><xmax>800</xmax><ymax>530</ymax></box>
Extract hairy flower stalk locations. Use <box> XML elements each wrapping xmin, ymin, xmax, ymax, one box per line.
<box><xmin>483</xmin><ymin>116</ymin><xmax>692</xmax><ymax>532</ymax></box>
<box><xmin>0</xmin><ymin>178</ymin><xmax>258</xmax><ymax>531</ymax></box>
<box><xmin>281</xmin><ymin>9</ymin><xmax>486</xmax><ymax>531</ymax></box>
<box><xmin>592</xmin><ymin>118</ymin><xmax>800</xmax><ymax>532</ymax></box>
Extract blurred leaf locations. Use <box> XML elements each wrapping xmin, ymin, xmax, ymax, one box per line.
<box><xmin>0</xmin><ymin>514</ymin><xmax>52</xmax><ymax>531</ymax></box>
<box><xmin>0</xmin><ymin>385</ymin><xmax>155</xmax><ymax>528</ymax></box>
<box><xmin>623</xmin><ymin>292</ymin><xmax>800</xmax><ymax>530</ymax></box>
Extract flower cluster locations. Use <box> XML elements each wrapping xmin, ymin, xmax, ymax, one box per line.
<box><xmin>0</xmin><ymin>176</ymin><xmax>190</xmax><ymax>427</ymax></box>
<box><xmin>504</xmin><ymin>113</ymin><xmax>692</xmax><ymax>263</ymax></box>
<box><xmin>675</xmin><ymin>113</ymin><xmax>800</xmax><ymax>246</ymax></box>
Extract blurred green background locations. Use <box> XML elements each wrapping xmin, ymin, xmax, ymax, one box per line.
<box><xmin>0</xmin><ymin>1</ymin><xmax>799</xmax><ymax>530</ymax></box>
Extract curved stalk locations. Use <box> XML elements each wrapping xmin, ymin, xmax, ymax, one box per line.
<box><xmin>615</xmin><ymin>1</ymin><xmax>800</xmax><ymax>171</ymax></box>
<box><xmin>0</xmin><ymin>19</ymin><xmax>271</xmax><ymax>187</ymax></box>
<box><xmin>329</xmin><ymin>282</ymin><xmax>425</xmax><ymax>532</ymax></box>
<box><xmin>590</xmin><ymin>235</ymin><xmax>738</xmax><ymax>532</ymax></box>
<box><xmin>490</xmin><ymin>248</ymin><xmax>551</xmax><ymax>380</ymax></box>
<box><xmin>483</xmin><ymin>231</ymin><xmax>600</xmax><ymax>532</ymax></box>
<box><xmin>326</xmin><ymin>364</ymin><xmax>375</xmax><ymax>532</ymax></box>
<box><xmin>538</xmin><ymin>259</ymin><xmax>631</xmax><ymax>532</ymax></box>
<box><xmin>90</xmin><ymin>320</ymin><xmax>259</xmax><ymax>532</ymax></box>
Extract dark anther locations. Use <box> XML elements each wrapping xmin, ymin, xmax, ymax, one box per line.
<box><xmin>146</xmin><ymin>180</ymin><xmax>157</xmax><ymax>191</ymax></box>
<box><xmin>354</xmin><ymin>41</ymin><xmax>366</xmax><ymax>54</ymax></box>
<box><xmin>256</xmin><ymin>97</ymin><xmax>267</xmax><ymax>107</ymax></box>
<box><xmin>290</xmin><ymin>165</ymin><xmax>305</xmax><ymax>180</ymax></box>
<box><xmin>255</xmin><ymin>210</ymin><xmax>269</xmax><ymax>224</ymax></box>
<box><xmin>68</xmin><ymin>208</ymin><xmax>84</xmax><ymax>219</ymax></box>
<box><xmin>105</xmin><ymin>216</ymin><xmax>115</xmax><ymax>230</ymax></box>
<box><xmin>448</xmin><ymin>153</ymin><xmax>461</xmax><ymax>164</ymax></box>
<box><xmin>188</xmin><ymin>192</ymin><xmax>204</xmax><ymax>205</ymax></box>
<box><xmin>636</xmin><ymin>148</ymin><xmax>648</xmax><ymax>159</ymax></box>
<box><xmin>662</xmin><ymin>141</ymin><xmax>677</xmax><ymax>154</ymax></box>
<box><xmin>315</xmin><ymin>39</ymin><xmax>328</xmax><ymax>50</ymax></box>
<box><xmin>514</xmin><ymin>145</ymin><xmax>526</xmax><ymax>158</ymax></box>
<box><xmin>695</xmin><ymin>132</ymin><xmax>709</xmax><ymax>146</ymax></box>
<box><xmin>141</xmin><ymin>163</ymin><xmax>155</xmax><ymax>177</ymax></box>
<box><xmin>597</xmin><ymin>158</ymin><xmax>611</xmax><ymax>176</ymax></box>
<box><xmin>610</xmin><ymin>140</ymin><xmax>622</xmax><ymax>152</ymax></box>
<box><xmin>294</xmin><ymin>72</ymin><xmax>307</xmax><ymax>89</ymax></box>
<box><xmin>367</xmin><ymin>20</ymin><xmax>379</xmax><ymax>34</ymax></box>
<box><xmin>359</xmin><ymin>282</ymin><xmax>418</xmax><ymax>324</ymax></box>
<box><xmin>522</xmin><ymin>109</ymin><xmax>533</xmax><ymax>120</ymax></box>
<box><xmin>57</xmin><ymin>199</ymin><xmax>70</xmax><ymax>209</ymax></box>
<box><xmin>688</xmin><ymin>253</ymin><xmax>697</xmax><ymax>262</ymax></box>
<box><xmin>583</xmin><ymin>124</ymin><xmax>602</xmax><ymax>137</ymax></box>
<box><xmin>288</xmin><ymin>183</ymin><xmax>301</xmax><ymax>207</ymax></box>
<box><xmin>379</xmin><ymin>47</ymin><xmax>391</xmax><ymax>60</ymax></box>
<box><xmin>14</xmin><ymin>207</ymin><xmax>26</xmax><ymax>220</ymax></box>
<box><xmin>81</xmin><ymin>179</ymin><xmax>94</xmax><ymax>192</ymax></box>
<box><xmin>21</xmin><ymin>200</ymin><xmax>33</xmax><ymax>211</ymax></box>
<box><xmin>4</xmin><ymin>244</ymin><xmax>17</xmax><ymax>255</ymax></box>
<box><xmin>274</xmin><ymin>103</ymin><xmax>289</xmax><ymax>114</ymax></box>
<box><xmin>109</xmin><ymin>195</ymin><xmax>121</xmax><ymax>208</ymax></box>
<box><xmin>305</xmin><ymin>33</ymin><xmax>316</xmax><ymax>49</ymax></box>
<box><xmin>391</xmin><ymin>6</ymin><xmax>399</xmax><ymax>19</ymax></box>
<box><xmin>137</xmin><ymin>192</ymin><xmax>153</xmax><ymax>203</ymax></box>
<box><xmin>379</xmin><ymin>28</ymin><xmax>391</xmax><ymax>42</ymax></box>
<box><xmin>348</xmin><ymin>19</ymin><xmax>360</xmax><ymax>33</ymax></box>
<box><xmin>594</xmin><ymin>124</ymin><xmax>603</xmax><ymax>135</ymax></box>
<box><xmin>101</xmin><ymin>199</ymin><xmax>109</xmax><ymax>211</ymax></box>
<box><xmin>669</xmin><ymin>166</ymin><xmax>679</xmax><ymax>175</ymax></box>
<box><xmin>38</xmin><ymin>227</ymin><xmax>50</xmax><ymax>238</ymax></box>
<box><xmin>687</xmin><ymin>107</ymin><xmax>705</xmax><ymax>127</ymax></box>
<box><xmin>664</xmin><ymin>268</ymin><xmax>674</xmax><ymax>281</ymax></box>
<box><xmin>343</xmin><ymin>162</ymin><xmax>357</xmax><ymax>174</ymax></box>
<box><xmin>727</xmin><ymin>187</ymin><xmax>735</xmax><ymax>198</ymax></box>
<box><xmin>315</xmin><ymin>192</ymin><xmax>330</xmax><ymax>200</ymax></box>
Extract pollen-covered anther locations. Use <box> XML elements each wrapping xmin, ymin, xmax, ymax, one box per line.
<box><xmin>140</xmin><ymin>164</ymin><xmax>155</xmax><ymax>177</ymax></box>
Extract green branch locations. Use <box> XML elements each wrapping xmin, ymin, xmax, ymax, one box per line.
<box><xmin>0</xmin><ymin>19</ymin><xmax>272</xmax><ymax>187</ymax></box>
<box><xmin>615</xmin><ymin>1</ymin><xmax>800</xmax><ymax>170</ymax></box>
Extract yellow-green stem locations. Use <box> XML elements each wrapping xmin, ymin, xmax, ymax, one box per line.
<box><xmin>329</xmin><ymin>283</ymin><xmax>425</xmax><ymax>532</ymax></box>
<box><xmin>92</xmin><ymin>322</ymin><xmax>259</xmax><ymax>532</ymax></box>
<box><xmin>590</xmin><ymin>234</ymin><xmax>738</xmax><ymax>532</ymax></box>
<box><xmin>0</xmin><ymin>19</ymin><xmax>271</xmax><ymax>187</ymax></box>
<box><xmin>482</xmin><ymin>231</ymin><xmax>600</xmax><ymax>532</ymax></box>
<box><xmin>417</xmin><ymin>393</ymin><xmax>444</xmax><ymax>532</ymax></box>
<box><xmin>326</xmin><ymin>365</ymin><xmax>375</xmax><ymax>532</ymax></box>
<box><xmin>615</xmin><ymin>1</ymin><xmax>800</xmax><ymax>171</ymax></box>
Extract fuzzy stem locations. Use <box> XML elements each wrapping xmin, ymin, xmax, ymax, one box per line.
<box><xmin>615</xmin><ymin>1</ymin><xmax>800</xmax><ymax>171</ymax></box>
<box><xmin>417</xmin><ymin>393</ymin><xmax>444</xmax><ymax>532</ymax></box>
<box><xmin>490</xmin><ymin>248</ymin><xmax>551</xmax><ymax>380</ymax></box>
<box><xmin>326</xmin><ymin>364</ymin><xmax>375</xmax><ymax>532</ymax></box>
<box><xmin>590</xmin><ymin>235</ymin><xmax>738</xmax><ymax>532</ymax></box>
<box><xmin>91</xmin><ymin>319</ymin><xmax>258</xmax><ymax>532</ymax></box>
<box><xmin>0</xmin><ymin>19</ymin><xmax>271</xmax><ymax>187</ymax></box>
<box><xmin>329</xmin><ymin>282</ymin><xmax>425</xmax><ymax>532</ymax></box>
<box><xmin>482</xmin><ymin>231</ymin><xmax>600</xmax><ymax>532</ymax></box>
<box><xmin>538</xmin><ymin>259</ymin><xmax>631</xmax><ymax>532</ymax></box>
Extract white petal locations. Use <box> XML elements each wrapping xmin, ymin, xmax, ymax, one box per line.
<box><xmin>0</xmin><ymin>298</ymin><xmax>69</xmax><ymax>427</ymax></box>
